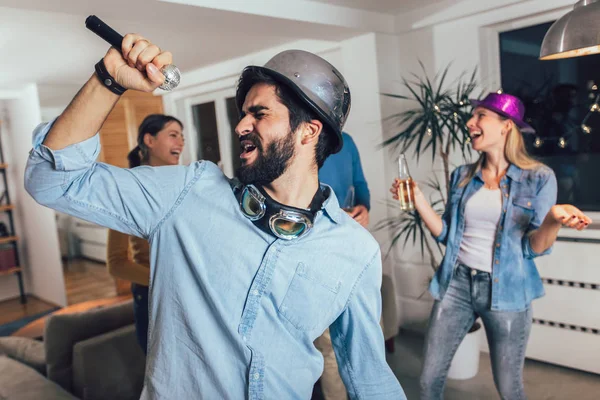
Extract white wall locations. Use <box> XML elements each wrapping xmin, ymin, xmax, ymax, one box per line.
<box><xmin>2</xmin><ymin>85</ymin><xmax>66</xmax><ymax>306</ymax></box>
<box><xmin>375</xmin><ymin>27</ymin><xmax>443</xmax><ymax>332</ymax></box>
<box><xmin>337</xmin><ymin>34</ymin><xmax>404</xmax><ymax>335</ymax></box>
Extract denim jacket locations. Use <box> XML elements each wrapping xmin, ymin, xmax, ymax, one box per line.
<box><xmin>429</xmin><ymin>163</ymin><xmax>557</xmax><ymax>311</ymax></box>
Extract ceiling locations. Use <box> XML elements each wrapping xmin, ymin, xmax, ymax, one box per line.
<box><xmin>0</xmin><ymin>0</ymin><xmax>453</xmax><ymax>107</ymax></box>
<box><xmin>307</xmin><ymin>0</ymin><xmax>449</xmax><ymax>14</ymax></box>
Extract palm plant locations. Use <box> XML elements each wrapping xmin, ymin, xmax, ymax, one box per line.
<box><xmin>377</xmin><ymin>63</ymin><xmax>478</xmax><ymax>272</ymax></box>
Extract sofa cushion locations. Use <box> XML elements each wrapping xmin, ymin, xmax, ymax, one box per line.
<box><xmin>44</xmin><ymin>300</ymin><xmax>135</xmax><ymax>392</ymax></box>
<box><xmin>72</xmin><ymin>324</ymin><xmax>145</xmax><ymax>400</ymax></box>
<box><xmin>0</xmin><ymin>337</ymin><xmax>45</xmax><ymax>375</ymax></box>
<box><xmin>0</xmin><ymin>355</ymin><xmax>77</xmax><ymax>400</ymax></box>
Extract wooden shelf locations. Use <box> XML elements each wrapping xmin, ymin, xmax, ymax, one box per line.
<box><xmin>0</xmin><ymin>204</ymin><xmax>14</xmax><ymax>212</ymax></box>
<box><xmin>0</xmin><ymin>236</ymin><xmax>18</xmax><ymax>245</ymax></box>
<box><xmin>0</xmin><ymin>267</ymin><xmax>21</xmax><ymax>276</ymax></box>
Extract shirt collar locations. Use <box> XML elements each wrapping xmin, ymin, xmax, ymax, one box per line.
<box><xmin>474</xmin><ymin>163</ymin><xmax>523</xmax><ymax>183</ymax></box>
<box><xmin>505</xmin><ymin>164</ymin><xmax>523</xmax><ymax>182</ymax></box>
<box><xmin>320</xmin><ymin>183</ymin><xmax>343</xmax><ymax>224</ymax></box>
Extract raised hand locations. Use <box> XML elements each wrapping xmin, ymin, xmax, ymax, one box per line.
<box><xmin>546</xmin><ymin>204</ymin><xmax>592</xmax><ymax>231</ymax></box>
<box><xmin>103</xmin><ymin>34</ymin><xmax>173</xmax><ymax>92</ymax></box>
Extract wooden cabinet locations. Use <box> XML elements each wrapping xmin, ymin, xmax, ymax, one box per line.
<box><xmin>98</xmin><ymin>90</ymin><xmax>164</xmax><ymax>167</ymax></box>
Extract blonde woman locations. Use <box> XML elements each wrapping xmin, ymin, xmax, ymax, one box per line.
<box><xmin>391</xmin><ymin>93</ymin><xmax>591</xmax><ymax>399</ymax></box>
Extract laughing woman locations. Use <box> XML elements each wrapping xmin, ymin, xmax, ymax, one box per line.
<box><xmin>390</xmin><ymin>93</ymin><xmax>592</xmax><ymax>400</ymax></box>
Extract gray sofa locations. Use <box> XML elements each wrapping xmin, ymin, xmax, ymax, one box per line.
<box><xmin>0</xmin><ymin>300</ymin><xmax>145</xmax><ymax>400</ymax></box>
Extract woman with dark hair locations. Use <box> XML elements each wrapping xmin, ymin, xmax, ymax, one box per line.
<box><xmin>391</xmin><ymin>93</ymin><xmax>591</xmax><ymax>399</ymax></box>
<box><xmin>107</xmin><ymin>114</ymin><xmax>184</xmax><ymax>353</ymax></box>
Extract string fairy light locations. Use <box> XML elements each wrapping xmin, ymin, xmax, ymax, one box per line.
<box><xmin>582</xmin><ymin>124</ymin><xmax>592</xmax><ymax>134</ymax></box>
<box><xmin>558</xmin><ymin>137</ymin><xmax>567</xmax><ymax>148</ymax></box>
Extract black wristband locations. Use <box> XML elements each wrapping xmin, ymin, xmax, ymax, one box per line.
<box><xmin>94</xmin><ymin>59</ymin><xmax>127</xmax><ymax>95</ymax></box>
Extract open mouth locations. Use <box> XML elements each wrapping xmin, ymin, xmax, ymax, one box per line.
<box><xmin>170</xmin><ymin>149</ymin><xmax>182</xmax><ymax>158</ymax></box>
<box><xmin>469</xmin><ymin>131</ymin><xmax>483</xmax><ymax>142</ymax></box>
<box><xmin>240</xmin><ymin>139</ymin><xmax>258</xmax><ymax>160</ymax></box>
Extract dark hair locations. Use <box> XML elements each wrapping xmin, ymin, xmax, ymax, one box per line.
<box><xmin>127</xmin><ymin>147</ymin><xmax>142</xmax><ymax>168</ymax></box>
<box><xmin>129</xmin><ymin>114</ymin><xmax>183</xmax><ymax>168</ymax></box>
<box><xmin>236</xmin><ymin>67</ymin><xmax>335</xmax><ymax>169</ymax></box>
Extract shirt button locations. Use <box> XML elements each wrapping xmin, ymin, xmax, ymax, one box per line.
<box><xmin>527</xmin><ymin>201</ymin><xmax>532</xmax><ymax>207</ymax></box>
<box><xmin>505</xmin><ymin>193</ymin><xmax>509</xmax><ymax>198</ymax></box>
<box><xmin>496</xmin><ymin>243</ymin><xmax>500</xmax><ymax>248</ymax></box>
<box><xmin>494</xmin><ymin>278</ymin><xmax>499</xmax><ymax>283</ymax></box>
<box><xmin>495</xmin><ymin>259</ymin><xmax>500</xmax><ymax>264</ymax></box>
<box><xmin>253</xmin><ymin>373</ymin><xmax>260</xmax><ymax>380</ymax></box>
<box><xmin>252</xmin><ymin>290</ymin><xmax>259</xmax><ymax>296</ymax></box>
<box><xmin>471</xmin><ymin>269</ymin><xmax>477</xmax><ymax>276</ymax></box>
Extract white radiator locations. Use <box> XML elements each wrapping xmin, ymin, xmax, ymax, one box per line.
<box><xmin>56</xmin><ymin>213</ymin><xmax>108</xmax><ymax>263</ymax></box>
<box><xmin>481</xmin><ymin>227</ymin><xmax>600</xmax><ymax>375</ymax></box>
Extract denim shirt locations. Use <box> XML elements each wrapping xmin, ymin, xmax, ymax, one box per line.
<box><xmin>25</xmin><ymin>122</ymin><xmax>405</xmax><ymax>400</ymax></box>
<box><xmin>429</xmin><ymin>163</ymin><xmax>557</xmax><ymax>312</ymax></box>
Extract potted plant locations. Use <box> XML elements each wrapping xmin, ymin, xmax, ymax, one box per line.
<box><xmin>377</xmin><ymin>63</ymin><xmax>483</xmax><ymax>380</ymax></box>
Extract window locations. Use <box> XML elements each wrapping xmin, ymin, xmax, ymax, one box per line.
<box><xmin>225</xmin><ymin>97</ymin><xmax>241</xmax><ymax>174</ymax></box>
<box><xmin>191</xmin><ymin>101</ymin><xmax>221</xmax><ymax>165</ymax></box>
<box><xmin>500</xmin><ymin>22</ymin><xmax>600</xmax><ymax>210</ymax></box>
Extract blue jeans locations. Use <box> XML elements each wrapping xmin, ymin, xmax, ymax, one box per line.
<box><xmin>131</xmin><ymin>283</ymin><xmax>149</xmax><ymax>354</ymax></box>
<box><xmin>420</xmin><ymin>264</ymin><xmax>532</xmax><ymax>400</ymax></box>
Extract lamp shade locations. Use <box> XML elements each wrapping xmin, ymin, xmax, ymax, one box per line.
<box><xmin>540</xmin><ymin>0</ymin><xmax>600</xmax><ymax>60</ymax></box>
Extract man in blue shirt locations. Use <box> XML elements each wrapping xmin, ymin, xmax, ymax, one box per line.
<box><xmin>25</xmin><ymin>34</ymin><xmax>405</xmax><ymax>399</ymax></box>
<box><xmin>319</xmin><ymin>132</ymin><xmax>370</xmax><ymax>227</ymax></box>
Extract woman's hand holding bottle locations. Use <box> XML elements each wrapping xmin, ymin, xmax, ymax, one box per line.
<box><xmin>389</xmin><ymin>174</ymin><xmax>444</xmax><ymax>238</ymax></box>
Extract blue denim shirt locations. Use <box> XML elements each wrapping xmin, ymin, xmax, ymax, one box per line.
<box><xmin>25</xmin><ymin>122</ymin><xmax>405</xmax><ymax>400</ymax></box>
<box><xmin>430</xmin><ymin>163</ymin><xmax>557</xmax><ymax>312</ymax></box>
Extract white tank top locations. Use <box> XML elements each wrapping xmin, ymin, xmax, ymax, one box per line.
<box><xmin>457</xmin><ymin>187</ymin><xmax>502</xmax><ymax>272</ymax></box>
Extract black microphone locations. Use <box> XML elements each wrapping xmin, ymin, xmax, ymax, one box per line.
<box><xmin>85</xmin><ymin>15</ymin><xmax>124</xmax><ymax>49</ymax></box>
<box><xmin>85</xmin><ymin>15</ymin><xmax>180</xmax><ymax>91</ymax></box>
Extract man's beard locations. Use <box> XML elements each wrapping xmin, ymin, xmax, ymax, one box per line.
<box><xmin>237</xmin><ymin>131</ymin><xmax>296</xmax><ymax>186</ymax></box>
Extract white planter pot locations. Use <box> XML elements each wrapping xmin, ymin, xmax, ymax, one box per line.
<box><xmin>447</xmin><ymin>322</ymin><xmax>482</xmax><ymax>380</ymax></box>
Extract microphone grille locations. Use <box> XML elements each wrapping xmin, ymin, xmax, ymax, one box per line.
<box><xmin>159</xmin><ymin>64</ymin><xmax>181</xmax><ymax>91</ymax></box>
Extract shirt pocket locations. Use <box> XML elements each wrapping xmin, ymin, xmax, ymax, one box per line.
<box><xmin>278</xmin><ymin>262</ymin><xmax>341</xmax><ymax>332</ymax></box>
<box><xmin>511</xmin><ymin>197</ymin><xmax>535</xmax><ymax>228</ymax></box>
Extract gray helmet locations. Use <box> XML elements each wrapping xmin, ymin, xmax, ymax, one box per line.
<box><xmin>236</xmin><ymin>50</ymin><xmax>351</xmax><ymax>154</ymax></box>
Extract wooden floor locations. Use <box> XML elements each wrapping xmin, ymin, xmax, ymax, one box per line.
<box><xmin>63</xmin><ymin>258</ymin><xmax>117</xmax><ymax>305</ymax></box>
<box><xmin>0</xmin><ymin>295</ymin><xmax>56</xmax><ymax>326</ymax></box>
<box><xmin>0</xmin><ymin>258</ymin><xmax>118</xmax><ymax>325</ymax></box>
